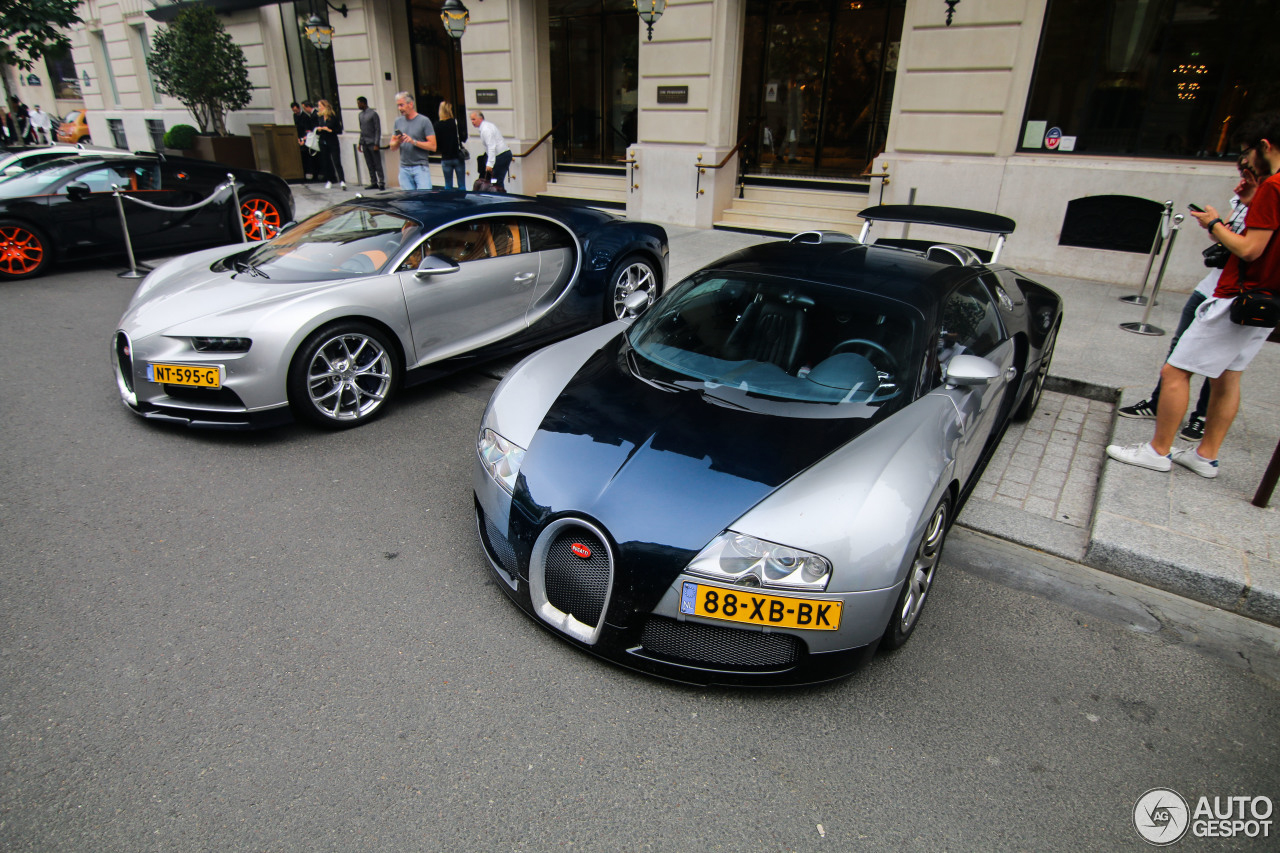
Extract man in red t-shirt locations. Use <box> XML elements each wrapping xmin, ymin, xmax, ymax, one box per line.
<box><xmin>1108</xmin><ymin>112</ymin><xmax>1280</xmax><ymax>479</ymax></box>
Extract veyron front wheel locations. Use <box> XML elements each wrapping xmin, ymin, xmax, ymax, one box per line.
<box><xmin>608</xmin><ymin>255</ymin><xmax>659</xmax><ymax>321</ymax></box>
<box><xmin>882</xmin><ymin>494</ymin><xmax>952</xmax><ymax>651</ymax></box>
<box><xmin>288</xmin><ymin>322</ymin><xmax>399</xmax><ymax>428</ymax></box>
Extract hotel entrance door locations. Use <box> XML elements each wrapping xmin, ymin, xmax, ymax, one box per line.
<box><xmin>548</xmin><ymin>0</ymin><xmax>639</xmax><ymax>164</ymax></box>
<box><xmin>738</xmin><ymin>0</ymin><xmax>905</xmax><ymax>178</ymax></box>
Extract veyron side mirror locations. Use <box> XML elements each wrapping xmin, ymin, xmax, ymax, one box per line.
<box><xmin>621</xmin><ymin>290</ymin><xmax>651</xmax><ymax>319</ymax></box>
<box><xmin>944</xmin><ymin>354</ymin><xmax>1000</xmax><ymax>388</ymax></box>
<box><xmin>65</xmin><ymin>181</ymin><xmax>91</xmax><ymax>201</ymax></box>
<box><xmin>414</xmin><ymin>255</ymin><xmax>461</xmax><ymax>277</ymax></box>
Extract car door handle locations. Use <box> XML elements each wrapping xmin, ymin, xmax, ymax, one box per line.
<box><xmin>513</xmin><ymin>272</ymin><xmax>535</xmax><ymax>283</ymax></box>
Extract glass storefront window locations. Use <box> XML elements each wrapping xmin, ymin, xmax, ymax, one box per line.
<box><xmin>1022</xmin><ymin>0</ymin><xmax>1280</xmax><ymax>159</ymax></box>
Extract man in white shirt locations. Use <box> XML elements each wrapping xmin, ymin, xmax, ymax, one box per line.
<box><xmin>30</xmin><ymin>105</ymin><xmax>52</xmax><ymax>145</ymax></box>
<box><xmin>470</xmin><ymin>111</ymin><xmax>512</xmax><ymax>191</ymax></box>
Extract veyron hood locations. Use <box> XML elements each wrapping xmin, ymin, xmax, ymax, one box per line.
<box><xmin>513</xmin><ymin>336</ymin><xmax>884</xmax><ymax>565</ymax></box>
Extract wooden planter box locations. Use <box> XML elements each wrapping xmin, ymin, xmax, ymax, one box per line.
<box><xmin>190</xmin><ymin>135</ymin><xmax>256</xmax><ymax>170</ymax></box>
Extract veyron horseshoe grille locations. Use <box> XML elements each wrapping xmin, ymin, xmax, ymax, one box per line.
<box><xmin>529</xmin><ymin>518</ymin><xmax>615</xmax><ymax>645</ymax></box>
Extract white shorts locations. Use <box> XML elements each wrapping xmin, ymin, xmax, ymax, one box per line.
<box><xmin>1167</xmin><ymin>296</ymin><xmax>1272</xmax><ymax>378</ymax></box>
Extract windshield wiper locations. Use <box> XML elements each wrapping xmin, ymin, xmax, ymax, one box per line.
<box><xmin>232</xmin><ymin>257</ymin><xmax>270</xmax><ymax>279</ymax></box>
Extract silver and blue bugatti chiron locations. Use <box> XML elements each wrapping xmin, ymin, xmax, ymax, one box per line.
<box><xmin>474</xmin><ymin>206</ymin><xmax>1063</xmax><ymax>686</ymax></box>
<box><xmin>111</xmin><ymin>192</ymin><xmax>668</xmax><ymax>429</ymax></box>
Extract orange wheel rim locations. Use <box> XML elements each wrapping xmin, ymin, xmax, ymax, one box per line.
<box><xmin>241</xmin><ymin>199</ymin><xmax>281</xmax><ymax>241</ymax></box>
<box><xmin>0</xmin><ymin>226</ymin><xmax>44</xmax><ymax>275</ymax></box>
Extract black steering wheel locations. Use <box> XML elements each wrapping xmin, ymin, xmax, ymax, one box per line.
<box><xmin>832</xmin><ymin>338</ymin><xmax>898</xmax><ymax>372</ymax></box>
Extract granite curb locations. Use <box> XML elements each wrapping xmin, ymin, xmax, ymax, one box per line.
<box><xmin>957</xmin><ymin>375</ymin><xmax>1280</xmax><ymax>629</ymax></box>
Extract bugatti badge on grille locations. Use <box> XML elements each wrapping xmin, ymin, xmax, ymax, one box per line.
<box><xmin>570</xmin><ymin>542</ymin><xmax>592</xmax><ymax>559</ymax></box>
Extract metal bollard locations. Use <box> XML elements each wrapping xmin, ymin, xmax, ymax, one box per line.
<box><xmin>1121</xmin><ymin>213</ymin><xmax>1184</xmax><ymax>336</ymax></box>
<box><xmin>228</xmin><ymin>173</ymin><xmax>248</xmax><ymax>242</ymax></box>
<box><xmin>1121</xmin><ymin>201</ymin><xmax>1172</xmax><ymax>306</ymax></box>
<box><xmin>112</xmin><ymin>185</ymin><xmax>152</xmax><ymax>279</ymax></box>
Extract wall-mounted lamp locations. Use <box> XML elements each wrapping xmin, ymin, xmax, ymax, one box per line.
<box><xmin>304</xmin><ymin>1</ymin><xmax>348</xmax><ymax>50</ymax></box>
<box><xmin>635</xmin><ymin>0</ymin><xmax>666</xmax><ymax>42</ymax></box>
<box><xmin>441</xmin><ymin>0</ymin><xmax>470</xmax><ymax>40</ymax></box>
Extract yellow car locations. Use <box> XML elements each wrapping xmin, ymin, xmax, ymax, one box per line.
<box><xmin>56</xmin><ymin>110</ymin><xmax>90</xmax><ymax>144</ymax></box>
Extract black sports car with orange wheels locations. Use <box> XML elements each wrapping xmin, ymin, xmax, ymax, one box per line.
<box><xmin>0</xmin><ymin>152</ymin><xmax>292</xmax><ymax>281</ymax></box>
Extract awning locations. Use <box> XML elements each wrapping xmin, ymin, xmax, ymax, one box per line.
<box><xmin>146</xmin><ymin>0</ymin><xmax>289</xmax><ymax>23</ymax></box>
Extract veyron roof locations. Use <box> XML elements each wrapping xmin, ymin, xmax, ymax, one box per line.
<box><xmin>703</xmin><ymin>239</ymin><xmax>991</xmax><ymax>310</ymax></box>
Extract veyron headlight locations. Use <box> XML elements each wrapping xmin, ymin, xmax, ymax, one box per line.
<box><xmin>686</xmin><ymin>532</ymin><xmax>832</xmax><ymax>592</ymax></box>
<box><xmin>477</xmin><ymin>428</ymin><xmax>526</xmax><ymax>494</ymax></box>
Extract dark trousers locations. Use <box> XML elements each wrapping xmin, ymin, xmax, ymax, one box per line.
<box><xmin>362</xmin><ymin>145</ymin><xmax>385</xmax><ymax>187</ymax></box>
<box><xmin>320</xmin><ymin>140</ymin><xmax>344</xmax><ymax>183</ymax></box>
<box><xmin>490</xmin><ymin>150</ymin><xmax>513</xmax><ymax>191</ymax></box>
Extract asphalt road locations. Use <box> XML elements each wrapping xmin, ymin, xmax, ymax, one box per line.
<box><xmin>2</xmin><ymin>259</ymin><xmax>1278</xmax><ymax>852</ymax></box>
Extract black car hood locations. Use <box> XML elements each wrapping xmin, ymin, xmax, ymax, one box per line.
<box><xmin>511</xmin><ymin>336</ymin><xmax>889</xmax><ymax>615</ymax></box>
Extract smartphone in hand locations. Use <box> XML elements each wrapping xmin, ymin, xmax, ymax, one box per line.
<box><xmin>1188</xmin><ymin>203</ymin><xmax>1205</xmax><ymax>213</ymax></box>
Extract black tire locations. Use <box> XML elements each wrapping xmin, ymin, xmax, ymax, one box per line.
<box><xmin>1014</xmin><ymin>322</ymin><xmax>1058</xmax><ymax>421</ymax></box>
<box><xmin>0</xmin><ymin>219</ymin><xmax>52</xmax><ymax>281</ymax></box>
<box><xmin>881</xmin><ymin>493</ymin><xmax>952</xmax><ymax>651</ymax></box>
<box><xmin>287</xmin><ymin>322</ymin><xmax>400</xmax><ymax>429</ymax></box>
<box><xmin>606</xmin><ymin>254</ymin><xmax>660</xmax><ymax>322</ymax></box>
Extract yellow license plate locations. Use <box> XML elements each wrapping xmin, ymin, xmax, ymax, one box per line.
<box><xmin>679</xmin><ymin>581</ymin><xmax>841</xmax><ymax>631</ymax></box>
<box><xmin>149</xmin><ymin>363</ymin><xmax>221</xmax><ymax>388</ymax></box>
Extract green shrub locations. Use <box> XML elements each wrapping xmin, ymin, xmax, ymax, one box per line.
<box><xmin>163</xmin><ymin>124</ymin><xmax>199</xmax><ymax>149</ymax></box>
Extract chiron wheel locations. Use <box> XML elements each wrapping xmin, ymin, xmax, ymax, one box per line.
<box><xmin>238</xmin><ymin>194</ymin><xmax>283</xmax><ymax>242</ymax></box>
<box><xmin>287</xmin><ymin>322</ymin><xmax>400</xmax><ymax>429</ymax></box>
<box><xmin>881</xmin><ymin>493</ymin><xmax>952</xmax><ymax>651</ymax></box>
<box><xmin>607</xmin><ymin>254</ymin><xmax>660</xmax><ymax>321</ymax></box>
<box><xmin>1015</xmin><ymin>321</ymin><xmax>1058</xmax><ymax>421</ymax></box>
<box><xmin>0</xmin><ymin>220</ymin><xmax>51</xmax><ymax>280</ymax></box>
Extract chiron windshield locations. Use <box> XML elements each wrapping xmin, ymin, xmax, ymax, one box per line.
<box><xmin>220</xmin><ymin>205</ymin><xmax>423</xmax><ymax>282</ymax></box>
<box><xmin>627</xmin><ymin>272</ymin><xmax>922</xmax><ymax>409</ymax></box>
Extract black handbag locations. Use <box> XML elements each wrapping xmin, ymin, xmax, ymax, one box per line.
<box><xmin>1229</xmin><ymin>289</ymin><xmax>1280</xmax><ymax>327</ymax></box>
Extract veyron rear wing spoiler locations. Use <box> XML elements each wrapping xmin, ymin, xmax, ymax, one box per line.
<box><xmin>857</xmin><ymin>205</ymin><xmax>1016</xmax><ymax>264</ymax></box>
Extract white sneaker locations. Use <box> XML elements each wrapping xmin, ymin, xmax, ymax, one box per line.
<box><xmin>1106</xmin><ymin>442</ymin><xmax>1172</xmax><ymax>472</ymax></box>
<box><xmin>340</xmin><ymin>181</ymin><xmax>346</xmax><ymax>190</ymax></box>
<box><xmin>1171</xmin><ymin>447</ymin><xmax>1219</xmax><ymax>479</ymax></box>
<box><xmin>325</xmin><ymin>181</ymin><xmax>332</xmax><ymax>189</ymax></box>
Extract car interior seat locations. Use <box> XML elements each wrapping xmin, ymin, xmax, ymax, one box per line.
<box><xmin>722</xmin><ymin>296</ymin><xmax>807</xmax><ymax>373</ymax></box>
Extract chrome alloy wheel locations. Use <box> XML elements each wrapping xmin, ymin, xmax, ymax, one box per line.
<box><xmin>898</xmin><ymin>499</ymin><xmax>948</xmax><ymax>634</ymax></box>
<box><xmin>611</xmin><ymin>260</ymin><xmax>658</xmax><ymax>320</ymax></box>
<box><xmin>306</xmin><ymin>332</ymin><xmax>393</xmax><ymax>421</ymax></box>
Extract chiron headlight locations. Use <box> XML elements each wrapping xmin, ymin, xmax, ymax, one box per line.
<box><xmin>477</xmin><ymin>428</ymin><xmax>526</xmax><ymax>494</ymax></box>
<box><xmin>686</xmin><ymin>531</ymin><xmax>832</xmax><ymax>592</ymax></box>
<box><xmin>191</xmin><ymin>336</ymin><xmax>252</xmax><ymax>353</ymax></box>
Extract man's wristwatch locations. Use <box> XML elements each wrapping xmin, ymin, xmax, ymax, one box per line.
<box><xmin>1206</xmin><ymin>217</ymin><xmax>1224</xmax><ymax>232</ymax></box>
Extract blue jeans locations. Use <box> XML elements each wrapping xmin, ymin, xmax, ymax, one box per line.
<box><xmin>399</xmin><ymin>164</ymin><xmax>432</xmax><ymax>190</ymax></box>
<box><xmin>441</xmin><ymin>158</ymin><xmax>466</xmax><ymax>190</ymax></box>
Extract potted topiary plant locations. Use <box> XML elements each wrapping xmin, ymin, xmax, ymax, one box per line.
<box><xmin>162</xmin><ymin>123</ymin><xmax>199</xmax><ymax>157</ymax></box>
<box><xmin>147</xmin><ymin>6</ymin><xmax>255</xmax><ymax>168</ymax></box>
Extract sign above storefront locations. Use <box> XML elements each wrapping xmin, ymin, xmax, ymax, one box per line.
<box><xmin>657</xmin><ymin>86</ymin><xmax>688</xmax><ymax>105</ymax></box>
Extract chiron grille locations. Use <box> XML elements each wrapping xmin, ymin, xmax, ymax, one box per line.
<box><xmin>543</xmin><ymin>527</ymin><xmax>610</xmax><ymax>627</ymax></box>
<box><xmin>639</xmin><ymin>616</ymin><xmax>802</xmax><ymax>668</ymax></box>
